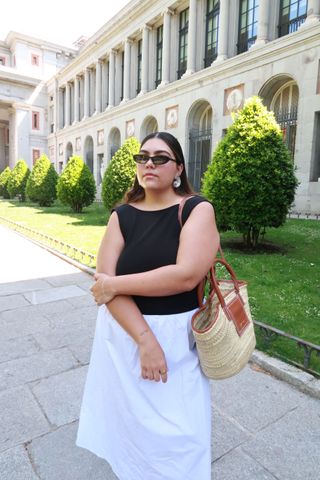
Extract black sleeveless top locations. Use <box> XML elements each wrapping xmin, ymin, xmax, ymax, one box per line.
<box><xmin>114</xmin><ymin>196</ymin><xmax>211</xmax><ymax>315</ymax></box>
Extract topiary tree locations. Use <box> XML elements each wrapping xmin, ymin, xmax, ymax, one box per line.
<box><xmin>202</xmin><ymin>96</ymin><xmax>298</xmax><ymax>248</ymax></box>
<box><xmin>102</xmin><ymin>136</ymin><xmax>140</xmax><ymax>210</ymax></box>
<box><xmin>7</xmin><ymin>160</ymin><xmax>30</xmax><ymax>201</ymax></box>
<box><xmin>26</xmin><ymin>154</ymin><xmax>58</xmax><ymax>206</ymax></box>
<box><xmin>56</xmin><ymin>155</ymin><xmax>96</xmax><ymax>212</ymax></box>
<box><xmin>0</xmin><ymin>167</ymin><xmax>12</xmax><ymax>199</ymax></box>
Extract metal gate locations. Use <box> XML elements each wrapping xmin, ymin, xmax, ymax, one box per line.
<box><xmin>188</xmin><ymin>129</ymin><xmax>212</xmax><ymax>192</ymax></box>
<box><xmin>275</xmin><ymin>106</ymin><xmax>297</xmax><ymax>158</ymax></box>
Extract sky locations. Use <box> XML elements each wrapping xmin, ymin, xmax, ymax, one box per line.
<box><xmin>1</xmin><ymin>0</ymin><xmax>131</xmax><ymax>48</ymax></box>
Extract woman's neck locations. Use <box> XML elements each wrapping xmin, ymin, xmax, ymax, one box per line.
<box><xmin>141</xmin><ymin>189</ymin><xmax>182</xmax><ymax>209</ymax></box>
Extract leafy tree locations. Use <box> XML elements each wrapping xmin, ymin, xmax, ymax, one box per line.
<box><xmin>56</xmin><ymin>155</ymin><xmax>96</xmax><ymax>212</ymax></box>
<box><xmin>7</xmin><ymin>160</ymin><xmax>30</xmax><ymax>201</ymax></box>
<box><xmin>0</xmin><ymin>167</ymin><xmax>11</xmax><ymax>199</ymax></box>
<box><xmin>26</xmin><ymin>154</ymin><xmax>58</xmax><ymax>206</ymax></box>
<box><xmin>202</xmin><ymin>96</ymin><xmax>298</xmax><ymax>248</ymax></box>
<box><xmin>102</xmin><ymin>137</ymin><xmax>140</xmax><ymax>210</ymax></box>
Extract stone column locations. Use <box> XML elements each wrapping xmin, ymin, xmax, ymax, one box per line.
<box><xmin>73</xmin><ymin>76</ymin><xmax>79</xmax><ymax>123</ymax></box>
<box><xmin>140</xmin><ymin>26</ymin><xmax>151</xmax><ymax>94</ymax></box>
<box><xmin>83</xmin><ymin>68</ymin><xmax>90</xmax><ymax>119</ymax></box>
<box><xmin>183</xmin><ymin>0</ymin><xmax>197</xmax><ymax>76</ymax></box>
<box><xmin>159</xmin><ymin>8</ymin><xmax>173</xmax><ymax>87</ymax></box>
<box><xmin>108</xmin><ymin>50</ymin><xmax>115</xmax><ymax>108</ymax></box>
<box><xmin>65</xmin><ymin>83</ymin><xmax>70</xmax><ymax>127</ymax></box>
<box><xmin>253</xmin><ymin>0</ymin><xmax>269</xmax><ymax>47</ymax></box>
<box><xmin>102</xmin><ymin>60</ymin><xmax>109</xmax><ymax>110</ymax></box>
<box><xmin>122</xmin><ymin>40</ymin><xmax>131</xmax><ymax>102</ymax></box>
<box><xmin>214</xmin><ymin>0</ymin><xmax>229</xmax><ymax>63</ymax></box>
<box><xmin>59</xmin><ymin>88</ymin><xmax>64</xmax><ymax>128</ymax></box>
<box><xmin>8</xmin><ymin>107</ymin><xmax>16</xmax><ymax>168</ymax></box>
<box><xmin>303</xmin><ymin>0</ymin><xmax>320</xmax><ymax>25</ymax></box>
<box><xmin>95</xmin><ymin>61</ymin><xmax>102</xmax><ymax>114</ymax></box>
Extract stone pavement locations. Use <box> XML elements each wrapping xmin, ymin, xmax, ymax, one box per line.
<box><xmin>0</xmin><ymin>224</ymin><xmax>319</xmax><ymax>480</ymax></box>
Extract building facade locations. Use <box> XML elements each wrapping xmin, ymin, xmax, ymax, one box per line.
<box><xmin>2</xmin><ymin>1</ymin><xmax>320</xmax><ymax>213</ymax></box>
<box><xmin>0</xmin><ymin>32</ymin><xmax>76</xmax><ymax>171</ymax></box>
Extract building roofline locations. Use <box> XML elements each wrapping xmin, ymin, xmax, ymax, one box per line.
<box><xmin>5</xmin><ymin>31</ymin><xmax>78</xmax><ymax>55</ymax></box>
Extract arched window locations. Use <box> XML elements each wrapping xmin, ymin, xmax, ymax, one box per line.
<box><xmin>271</xmin><ymin>82</ymin><xmax>299</xmax><ymax>157</ymax></box>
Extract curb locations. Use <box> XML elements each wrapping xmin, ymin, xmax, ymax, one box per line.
<box><xmin>250</xmin><ymin>351</ymin><xmax>320</xmax><ymax>400</ymax></box>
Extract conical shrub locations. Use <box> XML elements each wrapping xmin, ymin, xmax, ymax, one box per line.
<box><xmin>56</xmin><ymin>155</ymin><xmax>96</xmax><ymax>212</ymax></box>
<box><xmin>0</xmin><ymin>167</ymin><xmax>11</xmax><ymax>199</ymax></box>
<box><xmin>26</xmin><ymin>154</ymin><xmax>58</xmax><ymax>206</ymax></box>
<box><xmin>102</xmin><ymin>137</ymin><xmax>140</xmax><ymax>210</ymax></box>
<box><xmin>7</xmin><ymin>160</ymin><xmax>30</xmax><ymax>201</ymax></box>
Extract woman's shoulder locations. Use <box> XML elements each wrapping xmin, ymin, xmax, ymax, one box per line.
<box><xmin>181</xmin><ymin>195</ymin><xmax>213</xmax><ymax>225</ymax></box>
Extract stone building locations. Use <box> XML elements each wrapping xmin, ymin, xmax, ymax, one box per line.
<box><xmin>2</xmin><ymin>1</ymin><xmax>320</xmax><ymax>213</ymax></box>
<box><xmin>0</xmin><ymin>32</ymin><xmax>76</xmax><ymax>171</ymax></box>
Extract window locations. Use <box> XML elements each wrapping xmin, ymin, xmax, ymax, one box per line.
<box><xmin>204</xmin><ymin>0</ymin><xmax>220</xmax><ymax>67</ymax></box>
<box><xmin>177</xmin><ymin>8</ymin><xmax>189</xmax><ymax>79</ymax></box>
<box><xmin>155</xmin><ymin>25</ymin><xmax>163</xmax><ymax>87</ymax></box>
<box><xmin>237</xmin><ymin>0</ymin><xmax>259</xmax><ymax>54</ymax></box>
<box><xmin>31</xmin><ymin>54</ymin><xmax>40</xmax><ymax>66</ymax></box>
<box><xmin>32</xmin><ymin>111</ymin><xmax>40</xmax><ymax>130</ymax></box>
<box><xmin>310</xmin><ymin>112</ymin><xmax>320</xmax><ymax>181</ymax></box>
<box><xmin>272</xmin><ymin>82</ymin><xmax>299</xmax><ymax>158</ymax></box>
<box><xmin>0</xmin><ymin>56</ymin><xmax>6</xmax><ymax>66</ymax></box>
<box><xmin>32</xmin><ymin>149</ymin><xmax>40</xmax><ymax>165</ymax></box>
<box><xmin>278</xmin><ymin>0</ymin><xmax>308</xmax><ymax>37</ymax></box>
<box><xmin>137</xmin><ymin>39</ymin><xmax>142</xmax><ymax>94</ymax></box>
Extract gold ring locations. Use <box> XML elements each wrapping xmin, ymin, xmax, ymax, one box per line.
<box><xmin>160</xmin><ymin>370</ymin><xmax>167</xmax><ymax>375</ymax></box>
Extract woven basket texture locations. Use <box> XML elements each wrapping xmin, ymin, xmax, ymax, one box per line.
<box><xmin>192</xmin><ymin>283</ymin><xmax>256</xmax><ymax>379</ymax></box>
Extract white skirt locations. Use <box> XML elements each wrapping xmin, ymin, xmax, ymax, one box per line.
<box><xmin>76</xmin><ymin>305</ymin><xmax>211</xmax><ymax>480</ymax></box>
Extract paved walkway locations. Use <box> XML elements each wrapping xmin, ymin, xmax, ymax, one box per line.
<box><xmin>0</xmin><ymin>224</ymin><xmax>319</xmax><ymax>480</ymax></box>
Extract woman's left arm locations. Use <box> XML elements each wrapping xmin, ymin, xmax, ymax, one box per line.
<box><xmin>94</xmin><ymin>202</ymin><xmax>219</xmax><ymax>301</ymax></box>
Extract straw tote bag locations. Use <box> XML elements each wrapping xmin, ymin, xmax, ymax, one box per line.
<box><xmin>178</xmin><ymin>197</ymin><xmax>256</xmax><ymax>380</ymax></box>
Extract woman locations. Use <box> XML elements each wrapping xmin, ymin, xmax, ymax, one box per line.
<box><xmin>76</xmin><ymin>132</ymin><xmax>219</xmax><ymax>480</ymax></box>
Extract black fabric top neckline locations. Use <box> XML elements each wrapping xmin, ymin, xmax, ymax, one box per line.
<box><xmin>126</xmin><ymin>202</ymin><xmax>181</xmax><ymax>213</ymax></box>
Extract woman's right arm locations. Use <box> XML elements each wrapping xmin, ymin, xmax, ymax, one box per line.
<box><xmin>94</xmin><ymin>211</ymin><xmax>168</xmax><ymax>382</ymax></box>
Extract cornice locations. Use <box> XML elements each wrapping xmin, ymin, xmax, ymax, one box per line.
<box><xmin>0</xmin><ymin>68</ymin><xmax>43</xmax><ymax>87</ymax></box>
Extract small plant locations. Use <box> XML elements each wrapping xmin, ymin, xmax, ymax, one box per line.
<box><xmin>102</xmin><ymin>137</ymin><xmax>140</xmax><ymax>210</ymax></box>
<box><xmin>7</xmin><ymin>160</ymin><xmax>30</xmax><ymax>201</ymax></box>
<box><xmin>202</xmin><ymin>96</ymin><xmax>298</xmax><ymax>248</ymax></box>
<box><xmin>26</xmin><ymin>154</ymin><xmax>58</xmax><ymax>206</ymax></box>
<box><xmin>0</xmin><ymin>167</ymin><xmax>12</xmax><ymax>199</ymax></box>
<box><xmin>56</xmin><ymin>155</ymin><xmax>96</xmax><ymax>212</ymax></box>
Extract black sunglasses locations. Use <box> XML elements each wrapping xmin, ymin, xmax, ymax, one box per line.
<box><xmin>133</xmin><ymin>154</ymin><xmax>180</xmax><ymax>165</ymax></box>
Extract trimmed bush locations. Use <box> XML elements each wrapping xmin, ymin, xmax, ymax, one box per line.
<box><xmin>0</xmin><ymin>167</ymin><xmax>12</xmax><ymax>199</ymax></box>
<box><xmin>56</xmin><ymin>155</ymin><xmax>96</xmax><ymax>213</ymax></box>
<box><xmin>7</xmin><ymin>160</ymin><xmax>30</xmax><ymax>201</ymax></box>
<box><xmin>102</xmin><ymin>137</ymin><xmax>140</xmax><ymax>210</ymax></box>
<box><xmin>26</xmin><ymin>154</ymin><xmax>58</xmax><ymax>206</ymax></box>
<box><xmin>202</xmin><ymin>96</ymin><xmax>298</xmax><ymax>248</ymax></box>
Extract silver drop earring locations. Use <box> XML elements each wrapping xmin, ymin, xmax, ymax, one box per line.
<box><xmin>173</xmin><ymin>176</ymin><xmax>181</xmax><ymax>188</ymax></box>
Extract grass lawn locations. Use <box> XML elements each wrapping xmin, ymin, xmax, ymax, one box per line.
<box><xmin>1</xmin><ymin>199</ymin><xmax>319</xmax><ymax>373</ymax></box>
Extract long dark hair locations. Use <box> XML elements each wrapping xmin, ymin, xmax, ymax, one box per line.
<box><xmin>125</xmin><ymin>131</ymin><xmax>194</xmax><ymax>203</ymax></box>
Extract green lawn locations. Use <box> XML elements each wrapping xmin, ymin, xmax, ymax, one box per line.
<box><xmin>1</xmin><ymin>199</ymin><xmax>319</xmax><ymax>373</ymax></box>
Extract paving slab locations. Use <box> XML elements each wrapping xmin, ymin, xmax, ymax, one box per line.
<box><xmin>0</xmin><ymin>309</ymin><xmax>51</xmax><ymax>341</ymax></box>
<box><xmin>0</xmin><ymin>294</ymin><xmax>30</xmax><ymax>312</ymax></box>
<box><xmin>211</xmin><ymin>365</ymin><xmax>307</xmax><ymax>432</ymax></box>
<box><xmin>241</xmin><ymin>397</ymin><xmax>320</xmax><ymax>480</ymax></box>
<box><xmin>0</xmin><ymin>445</ymin><xmax>38</xmax><ymax>480</ymax></box>
<box><xmin>211</xmin><ymin>406</ymin><xmax>251</xmax><ymax>462</ymax></box>
<box><xmin>0</xmin><ymin>278</ymin><xmax>51</xmax><ymax>296</ymax></box>
<box><xmin>44</xmin><ymin>273</ymin><xmax>93</xmax><ymax>288</ymax></box>
<box><xmin>212</xmin><ymin>448</ymin><xmax>278</xmax><ymax>480</ymax></box>
<box><xmin>0</xmin><ymin>347</ymin><xmax>79</xmax><ymax>391</ymax></box>
<box><xmin>28</xmin><ymin>423</ymin><xmax>117</xmax><ymax>480</ymax></box>
<box><xmin>0</xmin><ymin>335</ymin><xmax>40</xmax><ymax>364</ymax></box>
<box><xmin>0</xmin><ymin>385</ymin><xmax>50</xmax><ymax>452</ymax></box>
<box><xmin>31</xmin><ymin>366</ymin><xmax>88</xmax><ymax>427</ymax></box>
<box><xmin>23</xmin><ymin>284</ymin><xmax>87</xmax><ymax>305</ymax></box>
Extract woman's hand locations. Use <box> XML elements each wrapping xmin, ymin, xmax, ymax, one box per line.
<box><xmin>91</xmin><ymin>273</ymin><xmax>116</xmax><ymax>305</ymax></box>
<box><xmin>138</xmin><ymin>332</ymin><xmax>168</xmax><ymax>383</ymax></box>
